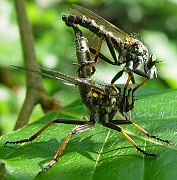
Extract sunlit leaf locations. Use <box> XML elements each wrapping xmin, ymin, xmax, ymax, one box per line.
<box><xmin>0</xmin><ymin>89</ymin><xmax>177</xmax><ymax>180</ymax></box>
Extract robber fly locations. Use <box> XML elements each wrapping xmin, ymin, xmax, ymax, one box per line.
<box><xmin>5</xmin><ymin>25</ymin><xmax>169</xmax><ymax>176</ymax></box>
<box><xmin>62</xmin><ymin>4</ymin><xmax>158</xmax><ymax>85</ymax></box>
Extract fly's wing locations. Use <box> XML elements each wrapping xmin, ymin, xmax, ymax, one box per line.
<box><xmin>40</xmin><ymin>66</ymin><xmax>93</xmax><ymax>87</ymax></box>
<box><xmin>69</xmin><ymin>4</ymin><xmax>131</xmax><ymax>42</ymax></box>
<box><xmin>12</xmin><ymin>65</ymin><xmax>104</xmax><ymax>92</ymax></box>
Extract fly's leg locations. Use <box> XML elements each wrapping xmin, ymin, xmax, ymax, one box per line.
<box><xmin>120</xmin><ymin>74</ymin><xmax>133</xmax><ymax>113</ymax></box>
<box><xmin>93</xmin><ymin>34</ymin><xmax>104</xmax><ymax>63</ymax></box>
<box><xmin>111</xmin><ymin>70</ymin><xmax>124</xmax><ymax>84</ymax></box>
<box><xmin>116</xmin><ymin>81</ymin><xmax>170</xmax><ymax>145</ymax></box>
<box><xmin>111</xmin><ymin>65</ymin><xmax>150</xmax><ymax>85</ymax></box>
<box><xmin>110</xmin><ymin>118</ymin><xmax>170</xmax><ymax>144</ymax></box>
<box><xmin>89</xmin><ymin>33</ymin><xmax>118</xmax><ymax>65</ymax></box>
<box><xmin>131</xmin><ymin>78</ymin><xmax>149</xmax><ymax>97</ymax></box>
<box><xmin>111</xmin><ymin>67</ymin><xmax>136</xmax><ymax>85</ymax></box>
<box><xmin>5</xmin><ymin>120</ymin><xmax>56</xmax><ymax>144</ymax></box>
<box><xmin>102</xmin><ymin>122</ymin><xmax>158</xmax><ymax>157</ymax></box>
<box><xmin>5</xmin><ymin>119</ymin><xmax>88</xmax><ymax>145</ymax></box>
<box><xmin>89</xmin><ymin>47</ymin><xmax>117</xmax><ymax>65</ymax></box>
<box><xmin>131</xmin><ymin>122</ymin><xmax>170</xmax><ymax>144</ymax></box>
<box><xmin>104</xmin><ymin>34</ymin><xmax>118</xmax><ymax>64</ymax></box>
<box><xmin>5</xmin><ymin>119</ymin><xmax>93</xmax><ymax>175</ymax></box>
<box><xmin>37</xmin><ymin>123</ymin><xmax>93</xmax><ymax>175</ymax></box>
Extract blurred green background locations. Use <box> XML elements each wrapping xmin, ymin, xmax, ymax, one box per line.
<box><xmin>0</xmin><ymin>0</ymin><xmax>177</xmax><ymax>135</ymax></box>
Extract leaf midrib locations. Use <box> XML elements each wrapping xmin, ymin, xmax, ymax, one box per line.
<box><xmin>90</xmin><ymin>129</ymin><xmax>111</xmax><ymax>180</ymax></box>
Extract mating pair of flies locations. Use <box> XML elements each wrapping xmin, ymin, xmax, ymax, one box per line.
<box><xmin>5</xmin><ymin>4</ymin><xmax>170</xmax><ymax>176</ymax></box>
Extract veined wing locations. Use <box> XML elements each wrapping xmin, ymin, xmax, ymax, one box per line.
<box><xmin>69</xmin><ymin>4</ymin><xmax>131</xmax><ymax>42</ymax></box>
<box><xmin>12</xmin><ymin>65</ymin><xmax>104</xmax><ymax>93</ymax></box>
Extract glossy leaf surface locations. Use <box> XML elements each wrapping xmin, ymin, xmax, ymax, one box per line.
<box><xmin>0</xmin><ymin>89</ymin><xmax>177</xmax><ymax>180</ymax></box>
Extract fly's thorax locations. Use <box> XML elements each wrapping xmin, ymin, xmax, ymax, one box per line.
<box><xmin>116</xmin><ymin>37</ymin><xmax>133</xmax><ymax>65</ymax></box>
<box><xmin>101</xmin><ymin>85</ymin><xmax>121</xmax><ymax>124</ymax></box>
<box><xmin>86</xmin><ymin>84</ymin><xmax>120</xmax><ymax>124</ymax></box>
<box><xmin>95</xmin><ymin>85</ymin><xmax>120</xmax><ymax>114</ymax></box>
<box><xmin>86</xmin><ymin>86</ymin><xmax>104</xmax><ymax>108</ymax></box>
<box><xmin>127</xmin><ymin>39</ymin><xmax>149</xmax><ymax>69</ymax></box>
<box><xmin>103</xmin><ymin>85</ymin><xmax>120</xmax><ymax>113</ymax></box>
<box><xmin>118</xmin><ymin>38</ymin><xmax>150</xmax><ymax>70</ymax></box>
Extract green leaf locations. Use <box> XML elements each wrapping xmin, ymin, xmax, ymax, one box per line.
<box><xmin>0</xmin><ymin>90</ymin><xmax>177</xmax><ymax>180</ymax></box>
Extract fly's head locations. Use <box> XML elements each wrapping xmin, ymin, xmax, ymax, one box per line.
<box><xmin>123</xmin><ymin>39</ymin><xmax>158</xmax><ymax>79</ymax></box>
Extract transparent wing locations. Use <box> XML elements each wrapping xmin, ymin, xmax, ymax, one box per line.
<box><xmin>12</xmin><ymin>65</ymin><xmax>104</xmax><ymax>92</ymax></box>
<box><xmin>69</xmin><ymin>4</ymin><xmax>131</xmax><ymax>41</ymax></box>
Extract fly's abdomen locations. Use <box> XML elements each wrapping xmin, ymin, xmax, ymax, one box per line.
<box><xmin>73</xmin><ymin>25</ymin><xmax>94</xmax><ymax>107</ymax></box>
<box><xmin>62</xmin><ymin>14</ymin><xmax>102</xmax><ymax>37</ymax></box>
